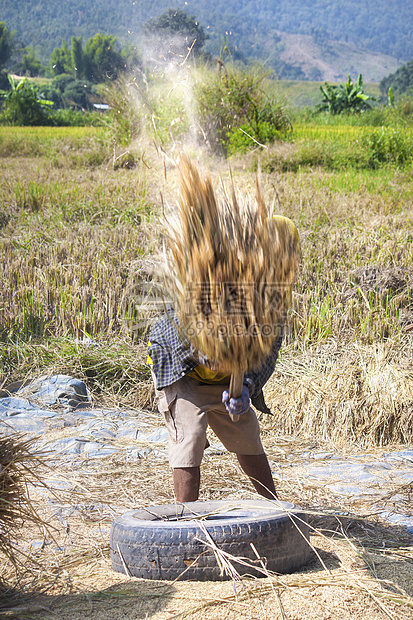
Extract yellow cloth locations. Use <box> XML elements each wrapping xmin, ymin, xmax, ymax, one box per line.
<box><xmin>146</xmin><ymin>342</ymin><xmax>153</xmax><ymax>365</ymax></box>
<box><xmin>187</xmin><ymin>365</ymin><xmax>230</xmax><ymax>384</ymax></box>
<box><xmin>147</xmin><ymin>342</ymin><xmax>229</xmax><ymax>384</ymax></box>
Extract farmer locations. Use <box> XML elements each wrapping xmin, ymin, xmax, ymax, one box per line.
<box><xmin>147</xmin><ymin>308</ymin><xmax>284</xmax><ymax>503</ymax></box>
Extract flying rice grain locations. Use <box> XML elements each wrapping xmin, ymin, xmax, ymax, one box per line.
<box><xmin>164</xmin><ymin>155</ymin><xmax>300</xmax><ymax>401</ymax></box>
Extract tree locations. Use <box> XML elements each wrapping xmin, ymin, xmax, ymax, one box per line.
<box><xmin>121</xmin><ymin>44</ymin><xmax>143</xmax><ymax>72</ymax></box>
<box><xmin>71</xmin><ymin>36</ymin><xmax>85</xmax><ymax>79</ymax></box>
<box><xmin>50</xmin><ymin>39</ymin><xmax>73</xmax><ymax>76</ymax></box>
<box><xmin>18</xmin><ymin>47</ymin><xmax>45</xmax><ymax>77</ymax></box>
<box><xmin>84</xmin><ymin>34</ymin><xmax>124</xmax><ymax>82</ymax></box>
<box><xmin>380</xmin><ymin>60</ymin><xmax>413</xmax><ymax>98</ymax></box>
<box><xmin>318</xmin><ymin>74</ymin><xmax>376</xmax><ymax>114</ymax></box>
<box><xmin>0</xmin><ymin>22</ymin><xmax>14</xmax><ymax>69</ymax></box>
<box><xmin>144</xmin><ymin>8</ymin><xmax>208</xmax><ymax>63</ymax></box>
<box><xmin>63</xmin><ymin>80</ymin><xmax>92</xmax><ymax>109</ymax></box>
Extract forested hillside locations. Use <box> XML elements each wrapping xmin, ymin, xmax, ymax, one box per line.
<box><xmin>1</xmin><ymin>0</ymin><xmax>411</xmax><ymax>76</ymax></box>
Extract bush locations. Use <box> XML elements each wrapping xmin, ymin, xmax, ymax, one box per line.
<box><xmin>42</xmin><ymin>87</ymin><xmax>65</xmax><ymax>109</ymax></box>
<box><xmin>52</xmin><ymin>73</ymin><xmax>76</xmax><ymax>93</ymax></box>
<box><xmin>0</xmin><ymin>78</ymin><xmax>52</xmax><ymax>126</ymax></box>
<box><xmin>49</xmin><ymin>108</ymin><xmax>101</xmax><ymax>127</ymax></box>
<box><xmin>63</xmin><ymin>80</ymin><xmax>93</xmax><ymax>109</ymax></box>
<box><xmin>195</xmin><ymin>66</ymin><xmax>292</xmax><ymax>155</ymax></box>
<box><xmin>363</xmin><ymin>127</ymin><xmax>413</xmax><ymax>168</ymax></box>
<box><xmin>227</xmin><ymin>120</ymin><xmax>286</xmax><ymax>156</ymax></box>
<box><xmin>102</xmin><ymin>79</ymin><xmax>140</xmax><ymax>147</ymax></box>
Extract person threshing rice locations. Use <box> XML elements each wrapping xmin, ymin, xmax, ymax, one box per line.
<box><xmin>147</xmin><ymin>156</ymin><xmax>300</xmax><ymax>503</ymax></box>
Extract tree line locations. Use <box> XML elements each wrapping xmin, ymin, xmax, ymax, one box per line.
<box><xmin>0</xmin><ymin>10</ymin><xmax>208</xmax><ymax>113</ymax></box>
<box><xmin>0</xmin><ymin>8</ymin><xmax>412</xmax><ymax>128</ymax></box>
<box><xmin>0</xmin><ymin>10</ymin><xmax>212</xmax><ymax>125</ymax></box>
<box><xmin>1</xmin><ymin>0</ymin><xmax>412</xmax><ymax>65</ymax></box>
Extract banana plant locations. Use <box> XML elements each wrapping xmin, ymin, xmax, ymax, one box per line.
<box><xmin>319</xmin><ymin>80</ymin><xmax>341</xmax><ymax>114</ymax></box>
<box><xmin>0</xmin><ymin>74</ymin><xmax>53</xmax><ymax>125</ymax></box>
<box><xmin>0</xmin><ymin>74</ymin><xmax>53</xmax><ymax>105</ymax></box>
<box><xmin>319</xmin><ymin>74</ymin><xmax>377</xmax><ymax>114</ymax></box>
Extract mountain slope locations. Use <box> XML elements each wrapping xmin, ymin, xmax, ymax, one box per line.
<box><xmin>1</xmin><ymin>0</ymin><xmax>410</xmax><ymax>80</ymax></box>
<box><xmin>274</xmin><ymin>33</ymin><xmax>402</xmax><ymax>82</ymax></box>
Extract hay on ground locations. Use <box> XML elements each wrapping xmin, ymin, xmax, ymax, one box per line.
<box><xmin>264</xmin><ymin>342</ymin><xmax>413</xmax><ymax>446</ymax></box>
<box><xmin>0</xmin><ymin>433</ymin><xmax>52</xmax><ymax>598</ymax></box>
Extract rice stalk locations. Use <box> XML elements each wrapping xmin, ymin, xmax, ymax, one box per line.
<box><xmin>264</xmin><ymin>341</ymin><xmax>413</xmax><ymax>445</ymax></box>
<box><xmin>0</xmin><ymin>433</ymin><xmax>54</xmax><ymax>600</ymax></box>
<box><xmin>195</xmin><ymin>520</ymin><xmax>244</xmax><ymax>585</ymax></box>
<box><xmin>164</xmin><ymin>154</ymin><xmax>300</xmax><ymax>376</ymax></box>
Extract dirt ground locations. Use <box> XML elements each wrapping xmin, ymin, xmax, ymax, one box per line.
<box><xmin>2</xmin><ymin>414</ymin><xmax>412</xmax><ymax>620</ymax></box>
<box><xmin>16</xmin><ymin>531</ymin><xmax>413</xmax><ymax>620</ymax></box>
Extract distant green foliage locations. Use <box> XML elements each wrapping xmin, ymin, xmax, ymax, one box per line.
<box><xmin>318</xmin><ymin>75</ymin><xmax>377</xmax><ymax>115</ymax></box>
<box><xmin>50</xmin><ymin>39</ymin><xmax>73</xmax><ymax>76</ymax></box>
<box><xmin>52</xmin><ymin>73</ymin><xmax>76</xmax><ymax>94</ymax></box>
<box><xmin>0</xmin><ymin>22</ymin><xmax>14</xmax><ymax>69</ymax></box>
<box><xmin>49</xmin><ymin>34</ymin><xmax>124</xmax><ymax>83</ymax></box>
<box><xmin>380</xmin><ymin>61</ymin><xmax>413</xmax><ymax>98</ymax></box>
<box><xmin>63</xmin><ymin>80</ymin><xmax>93</xmax><ymax>109</ymax></box>
<box><xmin>0</xmin><ymin>76</ymin><xmax>53</xmax><ymax>126</ymax></box>
<box><xmin>143</xmin><ymin>8</ymin><xmax>208</xmax><ymax>65</ymax></box>
<box><xmin>14</xmin><ymin>47</ymin><xmax>46</xmax><ymax>77</ymax></box>
<box><xmin>42</xmin><ymin>74</ymin><xmax>95</xmax><ymax>110</ymax></box>
<box><xmin>363</xmin><ymin>127</ymin><xmax>413</xmax><ymax>168</ymax></box>
<box><xmin>83</xmin><ymin>33</ymin><xmax>124</xmax><ymax>82</ymax></box>
<box><xmin>1</xmin><ymin>0</ymin><xmax>412</xmax><ymax>69</ymax></box>
<box><xmin>196</xmin><ymin>66</ymin><xmax>292</xmax><ymax>155</ymax></box>
<box><xmin>71</xmin><ymin>36</ymin><xmax>85</xmax><ymax>78</ymax></box>
<box><xmin>0</xmin><ymin>75</ymin><xmax>103</xmax><ymax>125</ymax></box>
<box><xmin>144</xmin><ymin>8</ymin><xmax>208</xmax><ymax>55</ymax></box>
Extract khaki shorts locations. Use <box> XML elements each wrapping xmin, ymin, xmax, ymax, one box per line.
<box><xmin>152</xmin><ymin>373</ymin><xmax>264</xmax><ymax>468</ymax></box>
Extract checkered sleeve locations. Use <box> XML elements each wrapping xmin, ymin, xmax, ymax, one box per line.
<box><xmin>148</xmin><ymin>310</ymin><xmax>198</xmax><ymax>390</ymax></box>
<box><xmin>243</xmin><ymin>331</ymin><xmax>284</xmax><ymax>406</ymax></box>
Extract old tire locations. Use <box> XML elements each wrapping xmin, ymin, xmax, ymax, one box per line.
<box><xmin>110</xmin><ymin>499</ymin><xmax>312</xmax><ymax>581</ymax></box>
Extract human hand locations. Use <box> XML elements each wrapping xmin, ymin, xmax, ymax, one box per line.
<box><xmin>222</xmin><ymin>385</ymin><xmax>250</xmax><ymax>416</ymax></box>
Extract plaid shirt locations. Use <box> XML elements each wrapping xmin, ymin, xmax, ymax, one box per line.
<box><xmin>148</xmin><ymin>308</ymin><xmax>283</xmax><ymax>414</ymax></box>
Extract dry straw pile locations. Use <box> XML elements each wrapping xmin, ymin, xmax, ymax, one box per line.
<box><xmin>164</xmin><ymin>155</ymin><xmax>300</xmax><ymax>377</ymax></box>
<box><xmin>265</xmin><ymin>342</ymin><xmax>413</xmax><ymax>445</ymax></box>
<box><xmin>0</xmin><ymin>433</ymin><xmax>50</xmax><ymax>601</ymax></box>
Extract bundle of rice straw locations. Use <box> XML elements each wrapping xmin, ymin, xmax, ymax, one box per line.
<box><xmin>0</xmin><ymin>433</ymin><xmax>49</xmax><ymax>595</ymax></box>
<box><xmin>164</xmin><ymin>155</ymin><xmax>299</xmax><ymax>405</ymax></box>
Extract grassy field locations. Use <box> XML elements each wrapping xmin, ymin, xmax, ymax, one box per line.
<box><xmin>251</xmin><ymin>79</ymin><xmax>381</xmax><ymax>109</ymax></box>
<box><xmin>1</xmin><ymin>81</ymin><xmax>412</xmax><ymax>428</ymax></box>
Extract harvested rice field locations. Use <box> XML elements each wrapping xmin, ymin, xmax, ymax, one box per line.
<box><xmin>0</xmin><ymin>108</ymin><xmax>412</xmax><ymax>619</ymax></box>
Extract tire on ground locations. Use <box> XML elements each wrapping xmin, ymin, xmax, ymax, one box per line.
<box><xmin>110</xmin><ymin>499</ymin><xmax>313</xmax><ymax>581</ymax></box>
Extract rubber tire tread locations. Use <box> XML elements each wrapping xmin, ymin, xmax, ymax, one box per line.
<box><xmin>110</xmin><ymin>500</ymin><xmax>313</xmax><ymax>581</ymax></box>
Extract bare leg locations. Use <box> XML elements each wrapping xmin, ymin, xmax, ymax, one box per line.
<box><xmin>173</xmin><ymin>466</ymin><xmax>200</xmax><ymax>502</ymax></box>
<box><xmin>236</xmin><ymin>453</ymin><xmax>277</xmax><ymax>499</ymax></box>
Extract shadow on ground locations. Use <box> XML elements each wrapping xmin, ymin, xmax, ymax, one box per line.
<box><xmin>0</xmin><ymin>581</ymin><xmax>176</xmax><ymax>620</ymax></box>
